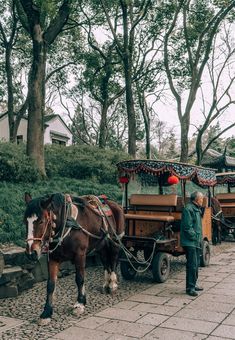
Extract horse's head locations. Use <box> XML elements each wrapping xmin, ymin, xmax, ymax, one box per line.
<box><xmin>24</xmin><ymin>193</ymin><xmax>56</xmax><ymax>261</ymax></box>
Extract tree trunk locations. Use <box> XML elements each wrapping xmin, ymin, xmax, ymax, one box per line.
<box><xmin>99</xmin><ymin>102</ymin><xmax>108</xmax><ymax>148</ymax></box>
<box><xmin>124</xmin><ymin>61</ymin><xmax>136</xmax><ymax>158</ymax></box>
<box><xmin>196</xmin><ymin>130</ymin><xmax>203</xmax><ymax>165</ymax></box>
<box><xmin>180</xmin><ymin>115</ymin><xmax>190</xmax><ymax>163</ymax></box>
<box><xmin>5</xmin><ymin>46</ymin><xmax>15</xmax><ymax>143</ymax></box>
<box><xmin>122</xmin><ymin>1</ymin><xmax>136</xmax><ymax>158</ymax></box>
<box><xmin>26</xmin><ymin>27</ymin><xmax>46</xmax><ymax>177</ymax></box>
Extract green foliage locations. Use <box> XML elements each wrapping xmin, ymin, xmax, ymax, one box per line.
<box><xmin>45</xmin><ymin>144</ymin><xmax>129</xmax><ymax>184</ymax></box>
<box><xmin>0</xmin><ymin>177</ymin><xmax>124</xmax><ymax>246</ymax></box>
<box><xmin>0</xmin><ymin>143</ymin><xmax>40</xmax><ymax>182</ymax></box>
<box><xmin>0</xmin><ymin>143</ymin><xmax>128</xmax><ymax>245</ymax></box>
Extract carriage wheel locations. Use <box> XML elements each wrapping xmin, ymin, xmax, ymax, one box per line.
<box><xmin>200</xmin><ymin>240</ymin><xmax>210</xmax><ymax>267</ymax></box>
<box><xmin>152</xmin><ymin>252</ymin><xmax>170</xmax><ymax>283</ymax></box>
<box><xmin>120</xmin><ymin>261</ymin><xmax>137</xmax><ymax>280</ymax></box>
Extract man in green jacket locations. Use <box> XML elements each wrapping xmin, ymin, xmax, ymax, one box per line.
<box><xmin>180</xmin><ymin>191</ymin><xmax>204</xmax><ymax>297</ymax></box>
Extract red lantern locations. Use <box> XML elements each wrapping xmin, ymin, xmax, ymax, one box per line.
<box><xmin>167</xmin><ymin>175</ymin><xmax>179</xmax><ymax>185</ymax></box>
<box><xmin>119</xmin><ymin>176</ymin><xmax>129</xmax><ymax>184</ymax></box>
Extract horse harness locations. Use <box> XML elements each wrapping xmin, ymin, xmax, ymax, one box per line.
<box><xmin>46</xmin><ymin>195</ymin><xmax>121</xmax><ymax>254</ymax></box>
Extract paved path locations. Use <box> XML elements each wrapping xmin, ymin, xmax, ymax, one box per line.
<box><xmin>1</xmin><ymin>245</ymin><xmax>235</xmax><ymax>339</ymax></box>
<box><xmin>49</xmin><ymin>246</ymin><xmax>235</xmax><ymax>340</ymax></box>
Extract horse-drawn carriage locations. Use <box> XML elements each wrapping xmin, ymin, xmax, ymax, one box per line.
<box><xmin>212</xmin><ymin>172</ymin><xmax>235</xmax><ymax>241</ymax></box>
<box><xmin>117</xmin><ymin>160</ymin><xmax>217</xmax><ymax>283</ymax></box>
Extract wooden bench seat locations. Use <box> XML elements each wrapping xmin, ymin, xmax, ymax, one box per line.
<box><xmin>126</xmin><ymin>194</ymin><xmax>177</xmax><ymax>223</ymax></box>
<box><xmin>216</xmin><ymin>193</ymin><xmax>235</xmax><ymax>201</ymax></box>
<box><xmin>125</xmin><ymin>213</ymin><xmax>175</xmax><ymax>222</ymax></box>
<box><xmin>129</xmin><ymin>194</ymin><xmax>177</xmax><ymax>207</ymax></box>
<box><xmin>219</xmin><ymin>202</ymin><xmax>235</xmax><ymax>208</ymax></box>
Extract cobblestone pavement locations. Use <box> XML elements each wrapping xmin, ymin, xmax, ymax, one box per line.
<box><xmin>0</xmin><ymin>242</ymin><xmax>234</xmax><ymax>340</ymax></box>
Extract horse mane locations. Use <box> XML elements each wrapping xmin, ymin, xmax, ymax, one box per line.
<box><xmin>24</xmin><ymin>195</ymin><xmax>50</xmax><ymax>218</ymax></box>
<box><xmin>71</xmin><ymin>196</ymin><xmax>87</xmax><ymax>210</ymax></box>
<box><xmin>50</xmin><ymin>193</ymin><xmax>87</xmax><ymax>213</ymax></box>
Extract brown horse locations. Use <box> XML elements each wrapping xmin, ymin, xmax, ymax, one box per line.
<box><xmin>24</xmin><ymin>192</ymin><xmax>125</xmax><ymax>324</ymax></box>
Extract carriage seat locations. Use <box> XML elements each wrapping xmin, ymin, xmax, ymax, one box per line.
<box><xmin>175</xmin><ymin>196</ymin><xmax>208</xmax><ymax>211</ymax></box>
<box><xmin>125</xmin><ymin>194</ymin><xmax>177</xmax><ymax>222</ymax></box>
<box><xmin>216</xmin><ymin>193</ymin><xmax>235</xmax><ymax>208</ymax></box>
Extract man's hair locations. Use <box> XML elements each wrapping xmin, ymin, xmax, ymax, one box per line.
<box><xmin>190</xmin><ymin>191</ymin><xmax>203</xmax><ymax>202</ymax></box>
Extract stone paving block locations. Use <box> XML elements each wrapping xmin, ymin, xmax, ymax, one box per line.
<box><xmin>189</xmin><ymin>300</ymin><xmax>234</xmax><ymax>313</ymax></box>
<box><xmin>175</xmin><ymin>306</ymin><xmax>227</xmax><ymax>323</ymax></box>
<box><xmin>164</xmin><ymin>296</ymin><xmax>193</xmax><ymax>307</ymax></box>
<box><xmin>95</xmin><ymin>307</ymin><xmax>146</xmax><ymax>322</ymax></box>
<box><xmin>159</xmin><ymin>279</ymin><xmax>184</xmax><ymax>287</ymax></box>
<box><xmin>223</xmin><ymin>277</ymin><xmax>235</xmax><ymax>283</ymax></box>
<box><xmin>160</xmin><ymin>316</ymin><xmax>218</xmax><ymax>334</ymax></box>
<box><xmin>218</xmin><ymin>267</ymin><xmax>235</xmax><ymax>273</ymax></box>
<box><xmin>113</xmin><ymin>301</ymin><xmax>139</xmax><ymax>309</ymax></box>
<box><xmin>197</xmin><ymin>281</ymin><xmax>217</xmax><ymax>289</ymax></box>
<box><xmin>108</xmin><ymin>335</ymin><xmax>139</xmax><ymax>340</ymax></box>
<box><xmin>0</xmin><ymin>316</ymin><xmax>27</xmax><ymax>334</ymax></box>
<box><xmin>222</xmin><ymin>313</ymin><xmax>235</xmax><ymax>325</ymax></box>
<box><xmin>203</xmin><ymin>275</ymin><xmax>227</xmax><ymax>283</ymax></box>
<box><xmin>136</xmin><ymin>312</ymin><xmax>169</xmax><ymax>326</ymax></box>
<box><xmin>195</xmin><ymin>293</ymin><xmax>235</xmax><ymax>305</ymax></box>
<box><xmin>215</xmin><ymin>282</ymin><xmax>235</xmax><ymax>290</ymax></box>
<box><xmin>127</xmin><ymin>293</ymin><xmax>170</xmax><ymax>305</ymax></box>
<box><xmin>207</xmin><ymin>337</ymin><xmax>233</xmax><ymax>340</ymax></box>
<box><xmin>157</xmin><ymin>288</ymin><xmax>185</xmax><ymax>297</ymax></box>
<box><xmin>132</xmin><ymin>302</ymin><xmax>181</xmax><ymax>316</ymax></box>
<box><xmin>96</xmin><ymin>320</ymin><xmax>155</xmax><ymax>338</ymax></box>
<box><xmin>74</xmin><ymin>316</ymin><xmax>109</xmax><ymax>329</ymax></box>
<box><xmin>143</xmin><ymin>327</ymin><xmax>208</xmax><ymax>340</ymax></box>
<box><xmin>54</xmin><ymin>326</ymin><xmax>110</xmax><ymax>340</ymax></box>
<box><xmin>172</xmin><ymin>273</ymin><xmax>185</xmax><ymax>280</ymax></box>
<box><xmin>142</xmin><ymin>285</ymin><xmax>165</xmax><ymax>295</ymax></box>
<box><xmin>209</xmin><ymin>287</ymin><xmax>235</xmax><ymax>296</ymax></box>
<box><xmin>212</xmin><ymin>324</ymin><xmax>235</xmax><ymax>339</ymax></box>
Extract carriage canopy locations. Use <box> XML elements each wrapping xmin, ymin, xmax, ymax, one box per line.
<box><xmin>117</xmin><ymin>160</ymin><xmax>217</xmax><ymax>188</ymax></box>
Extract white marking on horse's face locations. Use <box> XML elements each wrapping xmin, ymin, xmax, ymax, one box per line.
<box><xmin>27</xmin><ymin>214</ymin><xmax>37</xmax><ymax>252</ymax></box>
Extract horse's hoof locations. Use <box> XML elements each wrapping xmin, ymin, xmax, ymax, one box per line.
<box><xmin>38</xmin><ymin>318</ymin><xmax>51</xmax><ymax>326</ymax></box>
<box><xmin>73</xmin><ymin>302</ymin><xmax>85</xmax><ymax>316</ymax></box>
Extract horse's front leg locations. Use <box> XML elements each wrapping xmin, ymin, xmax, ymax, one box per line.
<box><xmin>39</xmin><ymin>259</ymin><xmax>60</xmax><ymax>325</ymax></box>
<box><xmin>73</xmin><ymin>249</ymin><xmax>86</xmax><ymax>316</ymax></box>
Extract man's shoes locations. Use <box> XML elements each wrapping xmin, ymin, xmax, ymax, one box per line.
<box><xmin>186</xmin><ymin>289</ymin><xmax>198</xmax><ymax>297</ymax></box>
<box><xmin>195</xmin><ymin>285</ymin><xmax>203</xmax><ymax>291</ymax></box>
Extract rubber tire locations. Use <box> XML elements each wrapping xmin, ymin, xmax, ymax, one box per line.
<box><xmin>152</xmin><ymin>252</ymin><xmax>170</xmax><ymax>283</ymax></box>
<box><xmin>200</xmin><ymin>240</ymin><xmax>210</xmax><ymax>267</ymax></box>
<box><xmin>120</xmin><ymin>260</ymin><xmax>137</xmax><ymax>280</ymax></box>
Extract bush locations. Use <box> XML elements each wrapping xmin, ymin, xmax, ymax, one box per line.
<box><xmin>0</xmin><ymin>143</ymin><xmax>40</xmax><ymax>182</ymax></box>
<box><xmin>45</xmin><ymin>144</ymin><xmax>129</xmax><ymax>184</ymax></box>
<box><xmin>0</xmin><ymin>178</ymin><xmax>123</xmax><ymax>245</ymax></box>
<box><xmin>0</xmin><ymin>142</ymin><xmax>128</xmax><ymax>245</ymax></box>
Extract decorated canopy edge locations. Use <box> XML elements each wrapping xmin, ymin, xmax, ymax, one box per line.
<box><xmin>117</xmin><ymin>160</ymin><xmax>217</xmax><ymax>187</ymax></box>
<box><xmin>216</xmin><ymin>172</ymin><xmax>235</xmax><ymax>185</ymax></box>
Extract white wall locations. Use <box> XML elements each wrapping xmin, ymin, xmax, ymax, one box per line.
<box><xmin>44</xmin><ymin>117</ymin><xmax>72</xmax><ymax>145</ymax></box>
<box><xmin>0</xmin><ymin>115</ymin><xmax>72</xmax><ymax>145</ymax></box>
<box><xmin>0</xmin><ymin>116</ymin><xmax>27</xmax><ymax>141</ymax></box>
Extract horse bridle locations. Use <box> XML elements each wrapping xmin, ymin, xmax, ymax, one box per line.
<box><xmin>26</xmin><ymin>210</ymin><xmax>55</xmax><ymax>244</ymax></box>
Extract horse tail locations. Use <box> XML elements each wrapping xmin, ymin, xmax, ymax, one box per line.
<box><xmin>106</xmin><ymin>200</ymin><xmax>125</xmax><ymax>236</ymax></box>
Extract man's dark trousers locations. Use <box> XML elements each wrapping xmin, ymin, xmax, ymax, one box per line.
<box><xmin>184</xmin><ymin>246</ymin><xmax>200</xmax><ymax>291</ymax></box>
